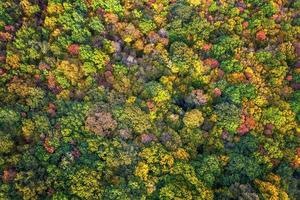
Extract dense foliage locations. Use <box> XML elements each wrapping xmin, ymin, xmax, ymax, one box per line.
<box><xmin>0</xmin><ymin>0</ymin><xmax>300</xmax><ymax>199</ymax></box>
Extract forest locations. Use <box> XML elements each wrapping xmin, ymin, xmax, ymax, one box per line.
<box><xmin>0</xmin><ymin>0</ymin><xmax>300</xmax><ymax>199</ymax></box>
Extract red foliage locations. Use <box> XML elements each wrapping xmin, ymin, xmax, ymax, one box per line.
<box><xmin>237</xmin><ymin>124</ymin><xmax>249</xmax><ymax>135</ymax></box>
<box><xmin>259</xmin><ymin>144</ymin><xmax>267</xmax><ymax>155</ymax></box>
<box><xmin>204</xmin><ymin>58</ymin><xmax>219</xmax><ymax>69</ymax></box>
<box><xmin>96</xmin><ymin>8</ymin><xmax>105</xmax><ymax>15</ymax></box>
<box><xmin>147</xmin><ymin>100</ymin><xmax>155</xmax><ymax>111</ymax></box>
<box><xmin>213</xmin><ymin>88</ymin><xmax>222</xmax><ymax>97</ymax></box>
<box><xmin>0</xmin><ymin>32</ymin><xmax>12</xmax><ymax>42</ymax></box>
<box><xmin>242</xmin><ymin>21</ymin><xmax>249</xmax><ymax>29</ymax></box>
<box><xmin>21</xmin><ymin>112</ymin><xmax>27</xmax><ymax>117</ymax></box>
<box><xmin>0</xmin><ymin>68</ymin><xmax>6</xmax><ymax>75</ymax></box>
<box><xmin>222</xmin><ymin>130</ymin><xmax>229</xmax><ymax>140</ymax></box>
<box><xmin>47</xmin><ymin>188</ymin><xmax>55</xmax><ymax>196</ymax></box>
<box><xmin>4</xmin><ymin>25</ymin><xmax>15</xmax><ymax>32</ymax></box>
<box><xmin>104</xmin><ymin>70</ymin><xmax>114</xmax><ymax>84</ymax></box>
<box><xmin>237</xmin><ymin>114</ymin><xmax>256</xmax><ymax>135</ymax></box>
<box><xmin>71</xmin><ymin>148</ymin><xmax>81</xmax><ymax>159</ymax></box>
<box><xmin>147</xmin><ymin>0</ymin><xmax>156</xmax><ymax>7</ymax></box>
<box><xmin>192</xmin><ymin>89</ymin><xmax>208</xmax><ymax>105</ymax></box>
<box><xmin>264</xmin><ymin>129</ymin><xmax>272</xmax><ymax>136</ymax></box>
<box><xmin>2</xmin><ymin>169</ymin><xmax>16</xmax><ymax>182</ymax></box>
<box><xmin>148</xmin><ymin>31</ymin><xmax>160</xmax><ymax>43</ymax></box>
<box><xmin>291</xmin><ymin>83</ymin><xmax>300</xmax><ymax>90</ymax></box>
<box><xmin>218</xmin><ymin>69</ymin><xmax>225</xmax><ymax>78</ymax></box>
<box><xmin>68</xmin><ymin>44</ymin><xmax>80</xmax><ymax>55</ymax></box>
<box><xmin>141</xmin><ymin>133</ymin><xmax>157</xmax><ymax>144</ymax></box>
<box><xmin>85</xmin><ymin>112</ymin><xmax>117</xmax><ymax>136</ymax></box>
<box><xmin>48</xmin><ymin>103</ymin><xmax>56</xmax><ymax>117</ymax></box>
<box><xmin>264</xmin><ymin>123</ymin><xmax>274</xmax><ymax>136</ymax></box>
<box><xmin>0</xmin><ymin>55</ymin><xmax>5</xmax><ymax>62</ymax></box>
<box><xmin>39</xmin><ymin>63</ymin><xmax>50</xmax><ymax>70</ymax></box>
<box><xmin>43</xmin><ymin>138</ymin><xmax>55</xmax><ymax>154</ymax></box>
<box><xmin>286</xmin><ymin>75</ymin><xmax>293</xmax><ymax>81</ymax></box>
<box><xmin>294</xmin><ymin>43</ymin><xmax>300</xmax><ymax>57</ymax></box>
<box><xmin>238</xmin><ymin>7</ymin><xmax>244</xmax><ymax>13</ymax></box>
<box><xmin>256</xmin><ymin>30</ymin><xmax>266</xmax><ymax>41</ymax></box>
<box><xmin>54</xmin><ymin>123</ymin><xmax>61</xmax><ymax>130</ymax></box>
<box><xmin>202</xmin><ymin>43</ymin><xmax>212</xmax><ymax>51</ymax></box>
<box><xmin>47</xmin><ymin>75</ymin><xmax>56</xmax><ymax>89</ymax></box>
<box><xmin>244</xmin><ymin>72</ymin><xmax>252</xmax><ymax>80</ymax></box>
<box><xmin>265</xmin><ymin>123</ymin><xmax>274</xmax><ymax>130</ymax></box>
<box><xmin>207</xmin><ymin>15</ymin><xmax>214</xmax><ymax>23</ymax></box>
<box><xmin>297</xmin><ymin>148</ymin><xmax>300</xmax><ymax>157</ymax></box>
<box><xmin>34</xmin><ymin>74</ymin><xmax>41</xmax><ymax>81</ymax></box>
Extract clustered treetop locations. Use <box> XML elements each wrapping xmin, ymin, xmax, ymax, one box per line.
<box><xmin>0</xmin><ymin>0</ymin><xmax>299</xmax><ymax>199</ymax></box>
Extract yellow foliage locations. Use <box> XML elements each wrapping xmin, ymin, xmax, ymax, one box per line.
<box><xmin>126</xmin><ymin>96</ymin><xmax>136</xmax><ymax>104</ymax></box>
<box><xmin>293</xmin><ymin>156</ymin><xmax>300</xmax><ymax>168</ymax></box>
<box><xmin>174</xmin><ymin>148</ymin><xmax>190</xmax><ymax>160</ymax></box>
<box><xmin>149</xmin><ymin>111</ymin><xmax>157</xmax><ymax>121</ymax></box>
<box><xmin>146</xmin><ymin>182</ymin><xmax>156</xmax><ymax>194</ymax></box>
<box><xmin>187</xmin><ymin>0</ymin><xmax>201</xmax><ymax>6</ymax></box>
<box><xmin>47</xmin><ymin>3</ymin><xmax>64</xmax><ymax>14</ymax></box>
<box><xmin>254</xmin><ymin>179</ymin><xmax>290</xmax><ymax>200</ymax></box>
<box><xmin>56</xmin><ymin>60</ymin><xmax>83</xmax><ymax>85</ymax></box>
<box><xmin>154</xmin><ymin>15</ymin><xmax>165</xmax><ymax>26</ymax></box>
<box><xmin>210</xmin><ymin>114</ymin><xmax>218</xmax><ymax>122</ymax></box>
<box><xmin>124</xmin><ymin>36</ymin><xmax>133</xmax><ymax>44</ymax></box>
<box><xmin>160</xmin><ymin>154</ymin><xmax>174</xmax><ymax>167</ymax></box>
<box><xmin>56</xmin><ymin>89</ymin><xmax>70</xmax><ymax>100</ymax></box>
<box><xmin>153</xmin><ymin>89</ymin><xmax>171</xmax><ymax>104</ymax></box>
<box><xmin>266</xmin><ymin>173</ymin><xmax>281</xmax><ymax>186</ymax></box>
<box><xmin>183</xmin><ymin>109</ymin><xmax>204</xmax><ymax>128</ymax></box>
<box><xmin>219</xmin><ymin>155</ymin><xmax>229</xmax><ymax>166</ymax></box>
<box><xmin>160</xmin><ymin>75</ymin><xmax>176</xmax><ymax>92</ymax></box>
<box><xmin>51</xmin><ymin>28</ymin><xmax>61</xmax><ymax>37</ymax></box>
<box><xmin>6</xmin><ymin>54</ymin><xmax>20</xmax><ymax>69</ymax></box>
<box><xmin>22</xmin><ymin>120</ymin><xmax>35</xmax><ymax>139</ymax></box>
<box><xmin>44</xmin><ymin>16</ymin><xmax>56</xmax><ymax>30</ymax></box>
<box><xmin>134</xmin><ymin>39</ymin><xmax>144</xmax><ymax>51</ymax></box>
<box><xmin>253</xmin><ymin>95</ymin><xmax>268</xmax><ymax>107</ymax></box>
<box><xmin>113</xmin><ymin>77</ymin><xmax>131</xmax><ymax>93</ymax></box>
<box><xmin>192</xmin><ymin>60</ymin><xmax>206</xmax><ymax>77</ymax></box>
<box><xmin>135</xmin><ymin>162</ymin><xmax>149</xmax><ymax>181</ymax></box>
<box><xmin>178</xmin><ymin>84</ymin><xmax>187</xmax><ymax>93</ymax></box>
<box><xmin>21</xmin><ymin>0</ymin><xmax>40</xmax><ymax>18</ymax></box>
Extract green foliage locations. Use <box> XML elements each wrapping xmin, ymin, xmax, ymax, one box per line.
<box><xmin>80</xmin><ymin>45</ymin><xmax>109</xmax><ymax>75</ymax></box>
<box><xmin>255</xmin><ymin>51</ymin><xmax>281</xmax><ymax>67</ymax></box>
<box><xmin>0</xmin><ymin>108</ymin><xmax>20</xmax><ymax>128</ymax></box>
<box><xmin>113</xmin><ymin>105</ymin><xmax>151</xmax><ymax>134</ymax></box>
<box><xmin>210</xmin><ymin>36</ymin><xmax>243</xmax><ymax>60</ymax></box>
<box><xmin>0</xmin><ymin>133</ymin><xmax>14</xmax><ymax>154</ymax></box>
<box><xmin>91</xmin><ymin>0</ymin><xmax>123</xmax><ymax>15</ymax></box>
<box><xmin>69</xmin><ymin>168</ymin><xmax>103</xmax><ymax>199</ymax></box>
<box><xmin>292</xmin><ymin>0</ymin><xmax>300</xmax><ymax>9</ymax></box>
<box><xmin>224</xmin><ymin>84</ymin><xmax>257</xmax><ymax>105</ymax></box>
<box><xmin>193</xmin><ymin>155</ymin><xmax>222</xmax><ymax>187</ymax></box>
<box><xmin>169</xmin><ymin>41</ymin><xmax>195</xmax><ymax>74</ymax></box>
<box><xmin>183</xmin><ymin>109</ymin><xmax>204</xmax><ymax>128</ymax></box>
<box><xmin>291</xmin><ymin>91</ymin><xmax>300</xmax><ymax>120</ymax></box>
<box><xmin>0</xmin><ymin>0</ymin><xmax>299</xmax><ymax>199</ymax></box>
<box><xmin>261</xmin><ymin>107</ymin><xmax>285</xmax><ymax>129</ymax></box>
<box><xmin>89</xmin><ymin>17</ymin><xmax>105</xmax><ymax>33</ymax></box>
<box><xmin>142</xmin><ymin>81</ymin><xmax>171</xmax><ymax>103</ymax></box>
<box><xmin>139</xmin><ymin>20</ymin><xmax>156</xmax><ymax>34</ymax></box>
<box><xmin>220</xmin><ymin>59</ymin><xmax>243</xmax><ymax>73</ymax></box>
<box><xmin>222</xmin><ymin>153</ymin><xmax>266</xmax><ymax>186</ymax></box>
<box><xmin>214</xmin><ymin>103</ymin><xmax>241</xmax><ymax>133</ymax></box>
